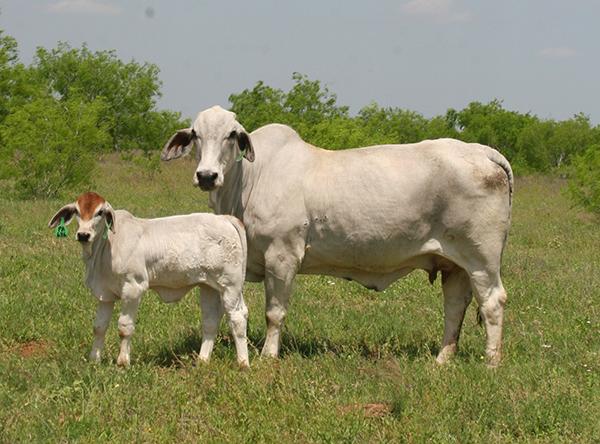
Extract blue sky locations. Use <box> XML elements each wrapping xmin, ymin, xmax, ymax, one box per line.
<box><xmin>1</xmin><ymin>0</ymin><xmax>599</xmax><ymax>123</ymax></box>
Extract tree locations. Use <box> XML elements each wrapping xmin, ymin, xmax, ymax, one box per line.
<box><xmin>32</xmin><ymin>43</ymin><xmax>180</xmax><ymax>151</ymax></box>
<box><xmin>0</xmin><ymin>29</ymin><xmax>18</xmax><ymax>123</ymax></box>
<box><xmin>547</xmin><ymin>113</ymin><xmax>595</xmax><ymax>168</ymax></box>
<box><xmin>568</xmin><ymin>144</ymin><xmax>600</xmax><ymax>214</ymax></box>
<box><xmin>229</xmin><ymin>73</ymin><xmax>348</xmax><ymax>143</ymax></box>
<box><xmin>0</xmin><ymin>95</ymin><xmax>110</xmax><ymax>198</ymax></box>
<box><xmin>284</xmin><ymin>73</ymin><xmax>348</xmax><ymax>123</ymax></box>
<box><xmin>452</xmin><ymin>100</ymin><xmax>536</xmax><ymax>160</ymax></box>
<box><xmin>514</xmin><ymin>119</ymin><xmax>555</xmax><ymax>172</ymax></box>
<box><xmin>358</xmin><ymin>103</ymin><xmax>429</xmax><ymax>145</ymax></box>
<box><xmin>228</xmin><ymin>80</ymin><xmax>286</xmax><ymax>131</ymax></box>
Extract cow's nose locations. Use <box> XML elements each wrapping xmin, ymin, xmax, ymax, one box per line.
<box><xmin>196</xmin><ymin>171</ymin><xmax>218</xmax><ymax>189</ymax></box>
<box><xmin>77</xmin><ymin>232</ymin><xmax>91</xmax><ymax>242</ymax></box>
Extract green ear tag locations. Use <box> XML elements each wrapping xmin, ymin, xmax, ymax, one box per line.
<box><xmin>54</xmin><ymin>217</ymin><xmax>68</xmax><ymax>238</ymax></box>
<box><xmin>236</xmin><ymin>148</ymin><xmax>246</xmax><ymax>162</ymax></box>
<box><xmin>103</xmin><ymin>220</ymin><xmax>112</xmax><ymax>240</ymax></box>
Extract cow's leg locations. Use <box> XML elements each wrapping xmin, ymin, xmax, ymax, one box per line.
<box><xmin>89</xmin><ymin>300</ymin><xmax>115</xmax><ymax>363</ymax></box>
<box><xmin>221</xmin><ymin>286</ymin><xmax>249</xmax><ymax>368</ymax></box>
<box><xmin>469</xmin><ymin>270</ymin><xmax>507</xmax><ymax>368</ymax></box>
<box><xmin>116</xmin><ymin>285</ymin><xmax>143</xmax><ymax>367</ymax></box>
<box><xmin>262</xmin><ymin>250</ymin><xmax>299</xmax><ymax>358</ymax></box>
<box><xmin>198</xmin><ymin>285</ymin><xmax>224</xmax><ymax>363</ymax></box>
<box><xmin>436</xmin><ymin>268</ymin><xmax>472</xmax><ymax>364</ymax></box>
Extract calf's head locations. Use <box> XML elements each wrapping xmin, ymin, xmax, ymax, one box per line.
<box><xmin>48</xmin><ymin>192</ymin><xmax>116</xmax><ymax>244</ymax></box>
<box><xmin>161</xmin><ymin>105</ymin><xmax>254</xmax><ymax>191</ymax></box>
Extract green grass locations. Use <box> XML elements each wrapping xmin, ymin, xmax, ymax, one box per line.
<box><xmin>1</xmin><ymin>158</ymin><xmax>599</xmax><ymax>442</ymax></box>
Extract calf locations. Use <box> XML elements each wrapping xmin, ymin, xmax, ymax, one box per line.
<box><xmin>49</xmin><ymin>192</ymin><xmax>249</xmax><ymax>367</ymax></box>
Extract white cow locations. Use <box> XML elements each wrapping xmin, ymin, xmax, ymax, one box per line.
<box><xmin>48</xmin><ymin>191</ymin><xmax>249</xmax><ymax>367</ymax></box>
<box><xmin>161</xmin><ymin>106</ymin><xmax>513</xmax><ymax>367</ymax></box>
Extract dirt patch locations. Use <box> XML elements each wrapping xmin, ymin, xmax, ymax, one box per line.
<box><xmin>339</xmin><ymin>402</ymin><xmax>392</xmax><ymax>418</ymax></box>
<box><xmin>16</xmin><ymin>340</ymin><xmax>51</xmax><ymax>358</ymax></box>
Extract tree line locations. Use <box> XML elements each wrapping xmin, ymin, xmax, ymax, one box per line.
<box><xmin>1</xmin><ymin>29</ymin><xmax>598</xmax><ymax>214</ymax></box>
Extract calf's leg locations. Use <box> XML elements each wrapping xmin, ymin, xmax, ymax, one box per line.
<box><xmin>198</xmin><ymin>286</ymin><xmax>224</xmax><ymax>363</ymax></box>
<box><xmin>221</xmin><ymin>286</ymin><xmax>249</xmax><ymax>368</ymax></box>
<box><xmin>116</xmin><ymin>285</ymin><xmax>142</xmax><ymax>367</ymax></box>
<box><xmin>89</xmin><ymin>300</ymin><xmax>115</xmax><ymax>362</ymax></box>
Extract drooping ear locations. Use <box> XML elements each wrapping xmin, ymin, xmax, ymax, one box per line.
<box><xmin>48</xmin><ymin>203</ymin><xmax>78</xmax><ymax>229</ymax></box>
<box><xmin>161</xmin><ymin>128</ymin><xmax>195</xmax><ymax>161</ymax></box>
<box><xmin>236</xmin><ymin>130</ymin><xmax>255</xmax><ymax>162</ymax></box>
<box><xmin>104</xmin><ymin>203</ymin><xmax>116</xmax><ymax>233</ymax></box>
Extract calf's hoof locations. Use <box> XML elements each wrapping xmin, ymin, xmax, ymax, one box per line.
<box><xmin>116</xmin><ymin>354</ymin><xmax>130</xmax><ymax>367</ymax></box>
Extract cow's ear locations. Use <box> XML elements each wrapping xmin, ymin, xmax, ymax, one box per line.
<box><xmin>236</xmin><ymin>130</ymin><xmax>255</xmax><ymax>162</ymax></box>
<box><xmin>48</xmin><ymin>203</ymin><xmax>77</xmax><ymax>228</ymax></box>
<box><xmin>161</xmin><ymin>128</ymin><xmax>195</xmax><ymax>161</ymax></box>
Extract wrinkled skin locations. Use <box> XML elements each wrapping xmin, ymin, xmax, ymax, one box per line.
<box><xmin>162</xmin><ymin>106</ymin><xmax>513</xmax><ymax>367</ymax></box>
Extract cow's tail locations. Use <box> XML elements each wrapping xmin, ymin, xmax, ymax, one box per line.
<box><xmin>484</xmin><ymin>146</ymin><xmax>514</xmax><ymax>206</ymax></box>
<box><xmin>226</xmin><ymin>216</ymin><xmax>248</xmax><ymax>282</ymax></box>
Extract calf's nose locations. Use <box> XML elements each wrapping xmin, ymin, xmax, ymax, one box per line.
<box><xmin>77</xmin><ymin>232</ymin><xmax>91</xmax><ymax>242</ymax></box>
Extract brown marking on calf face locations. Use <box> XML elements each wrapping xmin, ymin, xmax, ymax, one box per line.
<box><xmin>77</xmin><ymin>192</ymin><xmax>106</xmax><ymax>220</ymax></box>
<box><xmin>483</xmin><ymin>167</ymin><xmax>508</xmax><ymax>190</ymax></box>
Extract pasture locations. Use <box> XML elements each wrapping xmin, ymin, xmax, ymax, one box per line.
<box><xmin>1</xmin><ymin>156</ymin><xmax>599</xmax><ymax>442</ymax></box>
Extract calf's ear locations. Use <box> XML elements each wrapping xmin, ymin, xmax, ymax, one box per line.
<box><xmin>161</xmin><ymin>128</ymin><xmax>195</xmax><ymax>161</ymax></box>
<box><xmin>48</xmin><ymin>203</ymin><xmax>77</xmax><ymax>228</ymax></box>
<box><xmin>105</xmin><ymin>203</ymin><xmax>116</xmax><ymax>233</ymax></box>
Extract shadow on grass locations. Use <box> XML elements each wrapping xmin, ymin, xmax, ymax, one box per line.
<box><xmin>149</xmin><ymin>328</ymin><xmax>481</xmax><ymax>367</ymax></box>
<box><xmin>151</xmin><ymin>332</ymin><xmax>202</xmax><ymax>368</ymax></box>
<box><xmin>278</xmin><ymin>335</ymin><xmax>440</xmax><ymax>360</ymax></box>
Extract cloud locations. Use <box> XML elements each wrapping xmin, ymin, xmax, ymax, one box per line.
<box><xmin>47</xmin><ymin>0</ymin><xmax>121</xmax><ymax>15</ymax></box>
<box><xmin>539</xmin><ymin>46</ymin><xmax>579</xmax><ymax>59</ymax></box>
<box><xmin>401</xmin><ymin>0</ymin><xmax>471</xmax><ymax>23</ymax></box>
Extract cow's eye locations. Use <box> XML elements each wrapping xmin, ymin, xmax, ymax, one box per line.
<box><xmin>96</xmin><ymin>210</ymin><xmax>104</xmax><ymax>217</ymax></box>
<box><xmin>228</xmin><ymin>130</ymin><xmax>236</xmax><ymax>139</ymax></box>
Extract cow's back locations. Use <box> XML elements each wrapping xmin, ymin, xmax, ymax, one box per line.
<box><xmin>242</xmin><ymin>135</ymin><xmax>511</xmax><ymax>278</ymax></box>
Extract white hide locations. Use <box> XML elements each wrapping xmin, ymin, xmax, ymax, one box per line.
<box><xmin>162</xmin><ymin>106</ymin><xmax>514</xmax><ymax>367</ymax></box>
<box><xmin>50</xmin><ymin>202</ymin><xmax>249</xmax><ymax>367</ymax></box>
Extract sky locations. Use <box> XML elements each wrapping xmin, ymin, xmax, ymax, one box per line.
<box><xmin>1</xmin><ymin>0</ymin><xmax>599</xmax><ymax>123</ymax></box>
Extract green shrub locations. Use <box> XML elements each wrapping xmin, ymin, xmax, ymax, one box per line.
<box><xmin>0</xmin><ymin>95</ymin><xmax>110</xmax><ymax>198</ymax></box>
<box><xmin>567</xmin><ymin>144</ymin><xmax>600</xmax><ymax>214</ymax></box>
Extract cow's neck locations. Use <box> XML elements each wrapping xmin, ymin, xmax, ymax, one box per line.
<box><xmin>210</xmin><ymin>160</ymin><xmax>254</xmax><ymax>221</ymax></box>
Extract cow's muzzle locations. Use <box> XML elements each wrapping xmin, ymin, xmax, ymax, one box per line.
<box><xmin>196</xmin><ymin>171</ymin><xmax>218</xmax><ymax>191</ymax></box>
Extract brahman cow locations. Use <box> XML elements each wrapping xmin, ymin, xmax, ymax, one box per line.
<box><xmin>49</xmin><ymin>191</ymin><xmax>250</xmax><ymax>367</ymax></box>
<box><xmin>161</xmin><ymin>106</ymin><xmax>513</xmax><ymax>367</ymax></box>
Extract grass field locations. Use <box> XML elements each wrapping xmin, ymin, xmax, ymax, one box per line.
<box><xmin>1</xmin><ymin>156</ymin><xmax>599</xmax><ymax>443</ymax></box>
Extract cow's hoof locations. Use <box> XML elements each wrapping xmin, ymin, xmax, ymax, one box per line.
<box><xmin>435</xmin><ymin>354</ymin><xmax>450</xmax><ymax>365</ymax></box>
<box><xmin>486</xmin><ymin>352</ymin><xmax>502</xmax><ymax>369</ymax></box>
<box><xmin>435</xmin><ymin>344</ymin><xmax>457</xmax><ymax>365</ymax></box>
